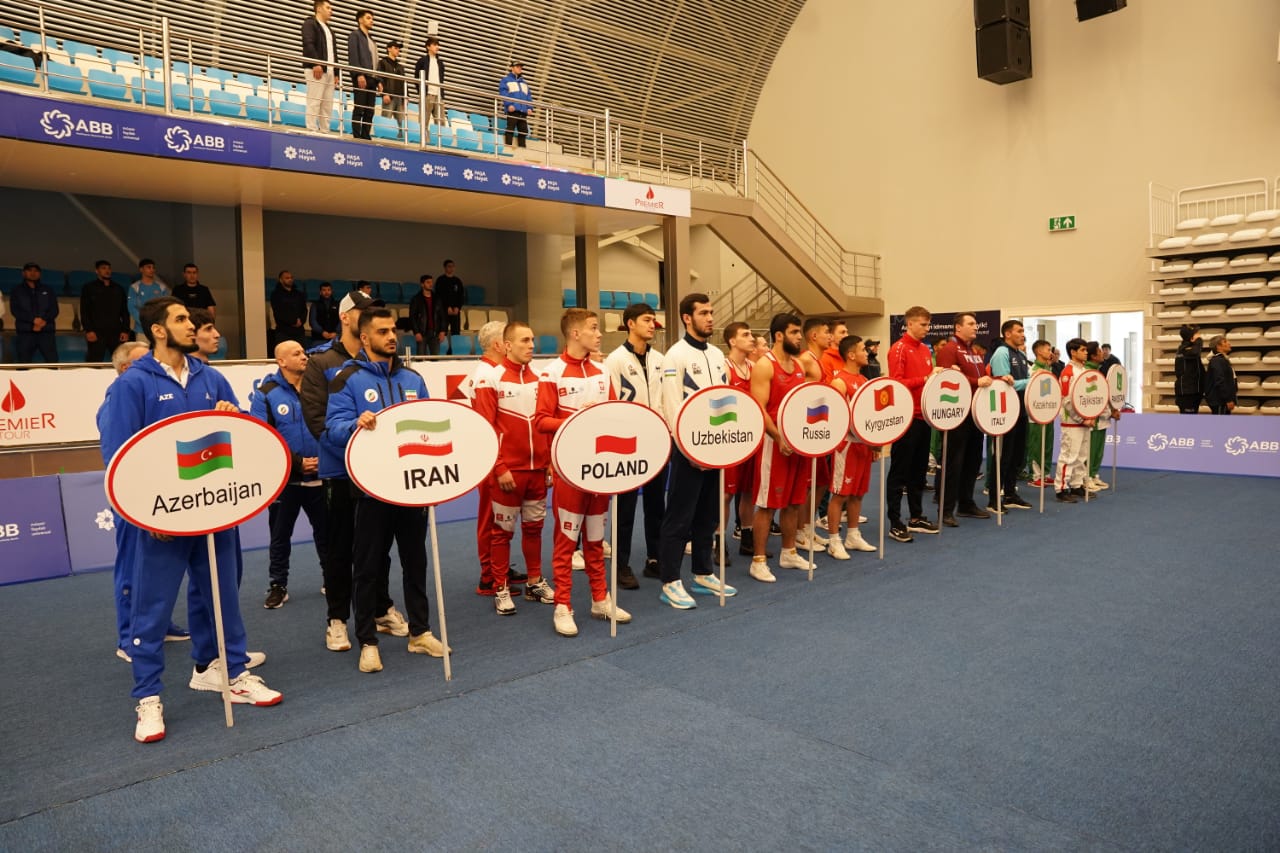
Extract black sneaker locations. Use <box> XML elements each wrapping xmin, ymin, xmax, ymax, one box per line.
<box><xmin>907</xmin><ymin>517</ymin><xmax>939</xmax><ymax>534</ymax></box>
<box><xmin>1004</xmin><ymin>495</ymin><xmax>1032</xmax><ymax>509</ymax></box>
<box><xmin>1056</xmin><ymin>490</ymin><xmax>1077</xmax><ymax>503</ymax></box>
<box><xmin>731</xmin><ymin>524</ymin><xmax>741</xmax><ymax>540</ymax></box>
<box><xmin>1070</xmin><ymin>486</ymin><xmax>1087</xmax><ymax>498</ymax></box>
<box><xmin>264</xmin><ymin>584</ymin><xmax>288</xmax><ymax>609</ymax></box>
<box><xmin>942</xmin><ymin>512</ymin><xmax>959</xmax><ymax>528</ymax></box>
<box><xmin>957</xmin><ymin>505</ymin><xmax>990</xmax><ymax>519</ymax></box>
<box><xmin>617</xmin><ymin>566</ymin><xmax>639</xmax><ymax>590</ymax></box>
<box><xmin>889</xmin><ymin>523</ymin><xmax>913</xmax><ymax>543</ymax></box>
<box><xmin>509</xmin><ymin>569</ymin><xmax>529</xmax><ymax>585</ymax></box>
<box><xmin>769</xmin><ymin>521</ymin><xmax>782</xmax><ymax>536</ymax></box>
<box><xmin>642</xmin><ymin>558</ymin><xmax>661</xmax><ymax>579</ymax></box>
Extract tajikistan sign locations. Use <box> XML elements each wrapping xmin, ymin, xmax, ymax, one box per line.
<box><xmin>673</xmin><ymin>385</ymin><xmax>765</xmax><ymax>469</ymax></box>
<box><xmin>106</xmin><ymin>411</ymin><xmax>290</xmax><ymax>536</ymax></box>
<box><xmin>776</xmin><ymin>381</ymin><xmax>852</xmax><ymax>458</ymax></box>
<box><xmin>346</xmin><ymin>399</ymin><xmax>498</xmax><ymax>506</ymax></box>
<box><xmin>1070</xmin><ymin>369</ymin><xmax>1110</xmax><ymax>419</ymax></box>
<box><xmin>848</xmin><ymin>377</ymin><xmax>913</xmax><ymax>446</ymax></box>
<box><xmin>920</xmin><ymin>368</ymin><xmax>972</xmax><ymax>431</ymax></box>
<box><xmin>551</xmin><ymin>401</ymin><xmax>672</xmax><ymax>494</ymax></box>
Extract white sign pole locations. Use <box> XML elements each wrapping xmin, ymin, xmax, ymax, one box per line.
<box><xmin>878</xmin><ymin>450</ymin><xmax>886</xmax><ymax>560</ymax></box>
<box><xmin>718</xmin><ymin>469</ymin><xmax>727</xmax><ymax>607</ymax></box>
<box><xmin>995</xmin><ymin>435</ymin><xmax>1003</xmax><ymax>528</ymax></box>
<box><xmin>1039</xmin><ymin>431</ymin><xmax>1046</xmax><ymax>514</ymax></box>
<box><xmin>205</xmin><ymin>533</ymin><xmax>234</xmax><ymax>727</ymax></box>
<box><xmin>808</xmin><ymin>458</ymin><xmax>817</xmax><ymax>581</ymax></box>
<box><xmin>609</xmin><ymin>494</ymin><xmax>618</xmax><ymax>638</ymax></box>
<box><xmin>938</xmin><ymin>431</ymin><xmax>948</xmax><ymax>534</ymax></box>
<box><xmin>1111</xmin><ymin>421</ymin><xmax>1119</xmax><ymax>492</ymax></box>
<box><xmin>428</xmin><ymin>505</ymin><xmax>451</xmax><ymax>681</ymax></box>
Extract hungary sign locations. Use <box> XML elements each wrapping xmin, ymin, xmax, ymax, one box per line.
<box><xmin>551</xmin><ymin>401</ymin><xmax>671</xmax><ymax>494</ymax></box>
<box><xmin>848</xmin><ymin>377</ymin><xmax>913</xmax><ymax>446</ymax></box>
<box><xmin>673</xmin><ymin>386</ymin><xmax>765</xmax><ymax>468</ymax></box>
<box><xmin>777</xmin><ymin>382</ymin><xmax>851</xmax><ymax>458</ymax></box>
<box><xmin>920</xmin><ymin>368</ymin><xmax>972</xmax><ymax>431</ymax></box>
<box><xmin>1023</xmin><ymin>370</ymin><xmax>1062</xmax><ymax>425</ymax></box>
<box><xmin>106</xmin><ymin>411</ymin><xmax>290</xmax><ymax>536</ymax></box>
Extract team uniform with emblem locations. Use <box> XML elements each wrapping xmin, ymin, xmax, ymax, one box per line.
<box><xmin>1057</xmin><ymin>362</ymin><xmax>1092</xmax><ymax>493</ymax></box>
<box><xmin>461</xmin><ymin>355</ymin><xmax>503</xmax><ymax>592</ymax></box>
<box><xmin>754</xmin><ymin>351</ymin><xmax>811</xmax><ymax>509</ymax></box>
<box><xmin>604</xmin><ymin>341</ymin><xmax>667</xmax><ymax>576</ymax></box>
<box><xmin>830</xmin><ymin>368</ymin><xmax>874</xmax><ymax>497</ymax></box>
<box><xmin>934</xmin><ymin>335</ymin><xmax>987</xmax><ymax>515</ymax></box>
<box><xmin>723</xmin><ymin>357</ymin><xmax>754</xmax><ymax>495</ymax></box>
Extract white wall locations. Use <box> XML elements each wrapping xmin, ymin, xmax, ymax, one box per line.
<box><xmin>750</xmin><ymin>0</ymin><xmax>1280</xmax><ymax>338</ymax></box>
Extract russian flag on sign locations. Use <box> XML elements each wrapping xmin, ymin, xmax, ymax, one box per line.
<box><xmin>805</xmin><ymin>404</ymin><xmax>830</xmax><ymax>424</ymax></box>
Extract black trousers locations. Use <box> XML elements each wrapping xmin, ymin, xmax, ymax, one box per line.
<box><xmin>616</xmin><ymin>457</ymin><xmax>667</xmax><ymax>571</ymax></box>
<box><xmin>322</xmin><ymin>478</ymin><xmax>391</xmax><ymax>624</ymax></box>
<box><xmin>885</xmin><ymin>418</ymin><xmax>930</xmax><ymax>524</ymax></box>
<box><xmin>16</xmin><ymin>331</ymin><xmax>57</xmax><ymax>363</ymax></box>
<box><xmin>942</xmin><ymin>419</ymin><xmax>984</xmax><ymax>513</ymax></box>
<box><xmin>267</xmin><ymin>483</ymin><xmax>329</xmax><ymax>588</ymax></box>
<box><xmin>985</xmin><ymin>414</ymin><xmax>1028</xmax><ymax>501</ymax></box>
<box><xmin>1175</xmin><ymin>395</ymin><xmax>1201</xmax><ymax>414</ymax></box>
<box><xmin>657</xmin><ymin>450</ymin><xmax>720</xmax><ymax>584</ymax></box>
<box><xmin>352</xmin><ymin>496</ymin><xmax>431</xmax><ymax>647</ymax></box>
<box><xmin>504</xmin><ymin>111</ymin><xmax>528</xmax><ymax>146</ymax></box>
<box><xmin>352</xmin><ymin>84</ymin><xmax>376</xmax><ymax>139</ymax></box>
<box><xmin>86</xmin><ymin>334</ymin><xmax>121</xmax><ymax>363</ymax></box>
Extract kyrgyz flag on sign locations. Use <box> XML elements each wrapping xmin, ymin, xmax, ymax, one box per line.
<box><xmin>708</xmin><ymin>395</ymin><xmax>738</xmax><ymax>426</ymax></box>
<box><xmin>874</xmin><ymin>385</ymin><xmax>894</xmax><ymax>411</ymax></box>
<box><xmin>396</xmin><ymin>419</ymin><xmax>452</xmax><ymax>457</ymax></box>
<box><xmin>596</xmin><ymin>435</ymin><xmax>637</xmax><ymax>454</ymax></box>
<box><xmin>176</xmin><ymin>431</ymin><xmax>233</xmax><ymax>480</ymax></box>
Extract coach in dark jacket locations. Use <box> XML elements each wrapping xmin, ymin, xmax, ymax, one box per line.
<box><xmin>408</xmin><ymin>275</ymin><xmax>445</xmax><ymax>355</ymax></box>
<box><xmin>1173</xmin><ymin>324</ymin><xmax>1205</xmax><ymax>414</ymax></box>
<box><xmin>1203</xmin><ymin>336</ymin><xmax>1237</xmax><ymax>415</ymax></box>
<box><xmin>80</xmin><ymin>260</ymin><xmax>132</xmax><ymax>362</ymax></box>
<box><xmin>346</xmin><ymin>9</ymin><xmax>379</xmax><ymax>139</ymax></box>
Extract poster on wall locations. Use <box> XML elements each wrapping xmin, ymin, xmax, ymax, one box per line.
<box><xmin>888</xmin><ymin>310</ymin><xmax>1002</xmax><ymax>348</ymax></box>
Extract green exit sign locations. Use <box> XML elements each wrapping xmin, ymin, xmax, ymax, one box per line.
<box><xmin>1049</xmin><ymin>215</ymin><xmax>1077</xmax><ymax>231</ymax></box>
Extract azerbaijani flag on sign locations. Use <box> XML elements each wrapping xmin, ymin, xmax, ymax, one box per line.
<box><xmin>176</xmin><ymin>431</ymin><xmax>233</xmax><ymax>480</ymax></box>
<box><xmin>396</xmin><ymin>419</ymin><xmax>452</xmax><ymax>457</ymax></box>
<box><xmin>874</xmin><ymin>385</ymin><xmax>894</xmax><ymax>411</ymax></box>
<box><xmin>596</xmin><ymin>435</ymin><xmax>637</xmax><ymax>454</ymax></box>
<box><xmin>708</xmin><ymin>395</ymin><xmax>738</xmax><ymax>426</ymax></box>
<box><xmin>939</xmin><ymin>380</ymin><xmax>960</xmax><ymax>404</ymax></box>
<box><xmin>805</xmin><ymin>403</ymin><xmax>830</xmax><ymax>423</ymax></box>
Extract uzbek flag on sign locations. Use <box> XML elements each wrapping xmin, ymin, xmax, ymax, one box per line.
<box><xmin>176</xmin><ymin>431</ymin><xmax>233</xmax><ymax>480</ymax></box>
<box><xmin>708</xmin><ymin>395</ymin><xmax>738</xmax><ymax>426</ymax></box>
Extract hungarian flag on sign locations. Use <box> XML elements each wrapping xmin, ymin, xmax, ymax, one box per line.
<box><xmin>874</xmin><ymin>385</ymin><xmax>894</xmax><ymax>411</ymax></box>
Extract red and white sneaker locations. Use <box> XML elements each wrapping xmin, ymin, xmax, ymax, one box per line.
<box><xmin>134</xmin><ymin>696</ymin><xmax>165</xmax><ymax>743</ymax></box>
<box><xmin>228</xmin><ymin>671</ymin><xmax>282</xmax><ymax>706</ymax></box>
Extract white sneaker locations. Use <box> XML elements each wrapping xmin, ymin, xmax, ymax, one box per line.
<box><xmin>794</xmin><ymin>527</ymin><xmax>827</xmax><ymax>552</ymax></box>
<box><xmin>826</xmin><ymin>539</ymin><xmax>850</xmax><ymax>560</ymax></box>
<box><xmin>691</xmin><ymin>573</ymin><xmax>737</xmax><ymax>597</ymax></box>
<box><xmin>326</xmin><ymin>620</ymin><xmax>351</xmax><ymax>652</ymax></box>
<box><xmin>189</xmin><ymin>659</ymin><xmax>230</xmax><ymax>693</ymax></box>
<box><xmin>571</xmin><ymin>550</ymin><xmax>585</xmax><ymax>570</ymax></box>
<box><xmin>660</xmin><ymin>580</ymin><xmax>698</xmax><ymax>609</ymax></box>
<box><xmin>684</xmin><ymin>541</ymin><xmax>692</xmax><ymax>555</ymax></box>
<box><xmin>749</xmin><ymin>558</ymin><xmax>776</xmax><ymax>583</ymax></box>
<box><xmin>1084</xmin><ymin>479</ymin><xmax>1102</xmax><ymax>493</ymax></box>
<box><xmin>778</xmin><ymin>548</ymin><xmax>812</xmax><ymax>570</ymax></box>
<box><xmin>590</xmin><ymin>594</ymin><xmax>631</xmax><ymax>623</ymax></box>
<box><xmin>844</xmin><ymin>530</ymin><xmax>877</xmax><ymax>552</ymax></box>
<box><xmin>247</xmin><ymin>651</ymin><xmax>266</xmax><ymax>669</ymax></box>
<box><xmin>816</xmin><ymin>515</ymin><xmax>828</xmax><ymax>529</ymax></box>
<box><xmin>797</xmin><ymin>525</ymin><xmax>829</xmax><ymax>547</ymax></box>
<box><xmin>374</xmin><ymin>606</ymin><xmax>410</xmax><ymax>637</ymax></box>
<box><xmin>858</xmin><ymin>515</ymin><xmax>868</xmax><ymax>524</ymax></box>
<box><xmin>134</xmin><ymin>696</ymin><xmax>164</xmax><ymax>743</ymax></box>
<box><xmin>116</xmin><ymin>647</ymin><xmax>132</xmax><ymax>663</ymax></box>
<box><xmin>602</xmin><ymin>539</ymin><xmax>612</xmax><ymax>557</ymax></box>
<box><xmin>359</xmin><ymin>644</ymin><xmax>383</xmax><ymax>672</ymax></box>
<box><xmin>495</xmin><ymin>585</ymin><xmax>516</xmax><ymax>616</ymax></box>
<box><xmin>1092</xmin><ymin>477</ymin><xmax>1110</xmax><ymax>490</ymax></box>
<box><xmin>228</xmin><ymin>670</ymin><xmax>282</xmax><ymax>706</ymax></box>
<box><xmin>553</xmin><ymin>604</ymin><xmax>578</xmax><ymax>637</ymax></box>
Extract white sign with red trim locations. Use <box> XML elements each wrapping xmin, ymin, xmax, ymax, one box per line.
<box><xmin>1107</xmin><ymin>364</ymin><xmax>1128</xmax><ymax>410</ymax></box>
<box><xmin>920</xmin><ymin>368</ymin><xmax>973</xmax><ymax>431</ymax></box>
<box><xmin>105</xmin><ymin>411</ymin><xmax>290</xmax><ymax>536</ymax></box>
<box><xmin>848</xmin><ymin>377</ymin><xmax>913</xmax><ymax>447</ymax></box>
<box><xmin>346</xmin><ymin>400</ymin><xmax>498</xmax><ymax>507</ymax></box>
<box><xmin>1023</xmin><ymin>370</ymin><xmax>1062</xmax><ymax>425</ymax></box>
<box><xmin>603</xmin><ymin>179</ymin><xmax>692</xmax><ymax>218</ymax></box>
<box><xmin>1070</xmin><ymin>369</ymin><xmax>1110</xmax><ymax>418</ymax></box>
<box><xmin>777</xmin><ymin>382</ymin><xmax>851</xmax><ymax>458</ymax></box>
<box><xmin>673</xmin><ymin>386</ymin><xmax>765</xmax><ymax>469</ymax></box>
<box><xmin>971</xmin><ymin>383</ymin><xmax>1023</xmax><ymax>436</ymax></box>
<box><xmin>551</xmin><ymin>401</ymin><xmax>672</xmax><ymax>494</ymax></box>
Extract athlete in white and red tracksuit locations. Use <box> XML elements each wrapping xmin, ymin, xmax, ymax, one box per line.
<box><xmin>463</xmin><ymin>347</ymin><xmax>504</xmax><ymax>595</ymax></box>
<box><xmin>534</xmin><ymin>314</ymin><xmax>617</xmax><ymax>628</ymax></box>
<box><xmin>471</xmin><ymin>322</ymin><xmax>554</xmax><ymax>611</ymax></box>
<box><xmin>1056</xmin><ymin>338</ymin><xmax>1095</xmax><ymax>499</ymax></box>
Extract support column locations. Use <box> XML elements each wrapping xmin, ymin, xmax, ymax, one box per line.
<box><xmin>524</xmin><ymin>233</ymin><xmax>564</xmax><ymax>344</ymax></box>
<box><xmin>237</xmin><ymin>204</ymin><xmax>268</xmax><ymax>359</ymax></box>
<box><xmin>661</xmin><ymin>215</ymin><xmax>690</xmax><ymax>332</ymax></box>
<box><xmin>574</xmin><ymin>234</ymin><xmax>600</xmax><ymax>315</ymax></box>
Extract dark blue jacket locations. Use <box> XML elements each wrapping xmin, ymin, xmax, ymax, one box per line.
<box><xmin>249</xmin><ymin>370</ymin><xmax>319</xmax><ymax>482</ymax></box>
<box><xmin>322</xmin><ymin>352</ymin><xmax>428</xmax><ymax>479</ymax></box>
<box><xmin>99</xmin><ymin>353</ymin><xmax>239</xmax><ymax>464</ymax></box>
<box><xmin>10</xmin><ymin>281</ymin><xmax>59</xmax><ymax>333</ymax></box>
<box><xmin>301</xmin><ymin>338</ymin><xmax>354</xmax><ymax>479</ymax></box>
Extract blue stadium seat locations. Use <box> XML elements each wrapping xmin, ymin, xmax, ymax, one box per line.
<box><xmin>397</xmin><ymin>333</ymin><xmax>416</xmax><ymax>355</ymax></box>
<box><xmin>0</xmin><ymin>26</ymin><xmax>16</xmax><ymax>42</ymax></box>
<box><xmin>172</xmin><ymin>83</ymin><xmax>207</xmax><ymax>113</ymax></box>
<box><xmin>277</xmin><ymin>98</ymin><xmax>307</xmax><ymax>127</ymax></box>
<box><xmin>611</xmin><ymin>291</ymin><xmax>629</xmax><ymax>309</ymax></box>
<box><xmin>446</xmin><ymin>108</ymin><xmax>467</xmax><ymax>124</ymax></box>
<box><xmin>45</xmin><ymin>60</ymin><xmax>85</xmax><ymax>94</ymax></box>
<box><xmin>141</xmin><ymin>55</ymin><xmax>164</xmax><ymax>76</ymax></box>
<box><xmin>0</xmin><ymin>267</ymin><xmax>23</xmax><ymax>295</ymax></box>
<box><xmin>469</xmin><ymin>113</ymin><xmax>492</xmax><ymax>131</ymax></box>
<box><xmin>62</xmin><ymin>40</ymin><xmax>98</xmax><ymax>64</ymax></box>
<box><xmin>562</xmin><ymin>289</ymin><xmax>577</xmax><ymax>308</ymax></box>
<box><xmin>41</xmin><ymin>270</ymin><xmax>67</xmax><ymax>292</ymax></box>
<box><xmin>244</xmin><ymin>94</ymin><xmax>272</xmax><ymax>123</ymax></box>
<box><xmin>170</xmin><ymin>60</ymin><xmax>191</xmax><ymax>79</ymax></box>
<box><xmin>598</xmin><ymin>292</ymin><xmax>613</xmax><ymax>309</ymax></box>
<box><xmin>536</xmin><ymin>335</ymin><xmax>558</xmax><ymax>355</ymax></box>
<box><xmin>428</xmin><ymin>124</ymin><xmax>453</xmax><ymax>148</ymax></box>
<box><xmin>129</xmin><ymin>76</ymin><xmax>164</xmax><ymax>107</ymax></box>
<box><xmin>454</xmin><ymin>127</ymin><xmax>480</xmax><ymax>152</ymax></box>
<box><xmin>55</xmin><ymin>335</ymin><xmax>87</xmax><ymax>362</ymax></box>
<box><xmin>477</xmin><ymin>130</ymin><xmax>501</xmax><ymax>155</ymax></box>
<box><xmin>0</xmin><ymin>51</ymin><xmax>38</xmax><ymax>87</ymax></box>
<box><xmin>67</xmin><ymin>270</ymin><xmax>97</xmax><ymax>292</ymax></box>
<box><xmin>372</xmin><ymin>115</ymin><xmax>400</xmax><ymax>140</ymax></box>
<box><xmin>465</xmin><ymin>285</ymin><xmax>486</xmax><ymax>306</ymax></box>
<box><xmin>208</xmin><ymin>89</ymin><xmax>243</xmax><ymax>117</ymax></box>
<box><xmin>331</xmin><ymin>279</ymin><xmax>355</xmax><ymax>293</ymax></box>
<box><xmin>448</xmin><ymin>335</ymin><xmax>474</xmax><ymax>355</ymax></box>
<box><xmin>406</xmin><ymin>121</ymin><xmax>421</xmax><ymax>145</ymax></box>
<box><xmin>238</xmin><ymin>73</ymin><xmax>264</xmax><ymax>94</ymax></box>
<box><xmin>210</xmin><ymin>336</ymin><xmax>228</xmax><ymax>361</ymax></box>
<box><xmin>110</xmin><ymin>272</ymin><xmax>132</xmax><ymax>288</ymax></box>
<box><xmin>18</xmin><ymin>31</ymin><xmax>44</xmax><ymax>49</ymax></box>
<box><xmin>202</xmin><ymin>66</ymin><xmax>234</xmax><ymax>86</ymax></box>
<box><xmin>627</xmin><ymin>292</ymin><xmax>644</xmax><ymax>307</ymax></box>
<box><xmin>643</xmin><ymin>292</ymin><xmax>660</xmax><ymax>309</ymax></box>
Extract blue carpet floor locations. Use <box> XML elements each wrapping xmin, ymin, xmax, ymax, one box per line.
<box><xmin>1</xmin><ymin>469</ymin><xmax>1277</xmax><ymax>850</ymax></box>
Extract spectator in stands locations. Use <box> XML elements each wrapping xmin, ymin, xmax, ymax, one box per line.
<box><xmin>172</xmin><ymin>263</ymin><xmax>216</xmax><ymax>317</ymax></box>
<box><xmin>346</xmin><ymin>9</ymin><xmax>380</xmax><ymax>140</ymax></box>
<box><xmin>436</xmin><ymin>259</ymin><xmax>465</xmax><ymax>338</ymax></box>
<box><xmin>1099</xmin><ymin>343</ymin><xmax>1121</xmax><ymax>376</ymax></box>
<box><xmin>1173</xmin><ymin>324</ymin><xmax>1205</xmax><ymax>414</ymax></box>
<box><xmin>302</xmin><ymin>0</ymin><xmax>337</xmax><ymax>134</ymax></box>
<box><xmin>309</xmin><ymin>281</ymin><xmax>340</xmax><ymax>342</ymax></box>
<box><xmin>408</xmin><ymin>274</ymin><xmax>444</xmax><ymax>355</ymax></box>
<box><xmin>499</xmin><ymin>60</ymin><xmax>533</xmax><ymax>148</ymax></box>
<box><xmin>11</xmin><ymin>263</ymin><xmax>58</xmax><ymax>363</ymax></box>
<box><xmin>357</xmin><ymin>281</ymin><xmax>374</xmax><ymax>297</ymax></box>
<box><xmin>127</xmin><ymin>258</ymin><xmax>169</xmax><ymax>338</ymax></box>
<box><xmin>80</xmin><ymin>260</ymin><xmax>131</xmax><ymax>363</ymax></box>
<box><xmin>861</xmin><ymin>339</ymin><xmax>881</xmax><ymax>379</ymax></box>
<box><xmin>271</xmin><ymin>270</ymin><xmax>309</xmax><ymax>346</ymax></box>
<box><xmin>413</xmin><ymin>37</ymin><xmax>445</xmax><ymax>126</ymax></box>
<box><xmin>1204</xmin><ymin>336</ymin><xmax>1237</xmax><ymax>415</ymax></box>
<box><xmin>1049</xmin><ymin>346</ymin><xmax>1065</xmax><ymax>378</ymax></box>
<box><xmin>377</xmin><ymin>40</ymin><xmax>406</xmax><ymax>139</ymax></box>
<box><xmin>190</xmin><ymin>308</ymin><xmax>221</xmax><ymax>362</ymax></box>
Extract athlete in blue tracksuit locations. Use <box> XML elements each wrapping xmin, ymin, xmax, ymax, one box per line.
<box><xmin>100</xmin><ymin>297</ymin><xmax>279</xmax><ymax>741</ymax></box>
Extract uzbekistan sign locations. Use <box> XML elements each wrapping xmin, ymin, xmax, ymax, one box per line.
<box><xmin>673</xmin><ymin>386</ymin><xmax>765</xmax><ymax>468</ymax></box>
<box><xmin>1070</xmin><ymin>369</ymin><xmax>1110</xmax><ymax>419</ymax></box>
<box><xmin>105</xmin><ymin>411</ymin><xmax>290</xmax><ymax>536</ymax></box>
<box><xmin>346</xmin><ymin>400</ymin><xmax>498</xmax><ymax>506</ymax></box>
<box><xmin>1023</xmin><ymin>370</ymin><xmax>1062</xmax><ymax>425</ymax></box>
<box><xmin>777</xmin><ymin>382</ymin><xmax>851</xmax><ymax>458</ymax></box>
<box><xmin>920</xmin><ymin>368</ymin><xmax>972</xmax><ymax>431</ymax></box>
<box><xmin>848</xmin><ymin>378</ymin><xmax>913</xmax><ymax>446</ymax></box>
<box><xmin>551</xmin><ymin>401</ymin><xmax>672</xmax><ymax>494</ymax></box>
<box><xmin>971</xmin><ymin>382</ymin><xmax>1022</xmax><ymax>436</ymax></box>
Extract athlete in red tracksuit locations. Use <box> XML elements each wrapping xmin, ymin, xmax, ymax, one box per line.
<box><xmin>463</xmin><ymin>347</ymin><xmax>503</xmax><ymax>595</ymax></box>
<box><xmin>826</xmin><ymin>335</ymin><xmax>877</xmax><ymax>557</ymax></box>
<box><xmin>534</xmin><ymin>309</ymin><xmax>630</xmax><ymax>637</ymax></box>
<box><xmin>471</xmin><ymin>321</ymin><xmax>554</xmax><ymax>615</ymax></box>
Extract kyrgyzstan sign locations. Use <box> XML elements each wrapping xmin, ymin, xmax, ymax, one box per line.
<box><xmin>1023</xmin><ymin>370</ymin><xmax>1062</xmax><ymax>425</ymax></box>
<box><xmin>1070</xmin><ymin>369</ymin><xmax>1110</xmax><ymax>419</ymax></box>
<box><xmin>105</xmin><ymin>411</ymin><xmax>290</xmax><ymax>536</ymax></box>
<box><xmin>673</xmin><ymin>386</ymin><xmax>765</xmax><ymax>468</ymax></box>
<box><xmin>920</xmin><ymin>368</ymin><xmax>972</xmax><ymax>431</ymax></box>
<box><xmin>971</xmin><ymin>383</ymin><xmax>1023</xmax><ymax>436</ymax></box>
<box><xmin>848</xmin><ymin>378</ymin><xmax>913</xmax><ymax>446</ymax></box>
<box><xmin>346</xmin><ymin>400</ymin><xmax>498</xmax><ymax>506</ymax></box>
<box><xmin>1107</xmin><ymin>364</ymin><xmax>1128</xmax><ymax>410</ymax></box>
<box><xmin>551</xmin><ymin>401</ymin><xmax>672</xmax><ymax>494</ymax></box>
<box><xmin>777</xmin><ymin>382</ymin><xmax>852</xmax><ymax>458</ymax></box>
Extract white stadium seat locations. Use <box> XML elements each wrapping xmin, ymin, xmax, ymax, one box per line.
<box><xmin>1209</xmin><ymin>213</ymin><xmax>1244</xmax><ymax>227</ymax></box>
<box><xmin>1245</xmin><ymin>208</ymin><xmax>1280</xmax><ymax>222</ymax></box>
<box><xmin>1175</xmin><ymin>217</ymin><xmax>1209</xmax><ymax>230</ymax></box>
<box><xmin>1190</xmin><ymin>232</ymin><xmax>1228</xmax><ymax>246</ymax></box>
<box><xmin>1191</xmin><ymin>280</ymin><xmax>1227</xmax><ymax>293</ymax></box>
<box><xmin>1229</xmin><ymin>227</ymin><xmax>1267</xmax><ymax>242</ymax></box>
<box><xmin>1191</xmin><ymin>256</ymin><xmax>1227</xmax><ymax>270</ymax></box>
<box><xmin>1157</xmin><ymin>235</ymin><xmax>1193</xmax><ymax>249</ymax></box>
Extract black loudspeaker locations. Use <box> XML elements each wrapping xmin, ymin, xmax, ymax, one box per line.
<box><xmin>977</xmin><ymin>21</ymin><xmax>1032</xmax><ymax>84</ymax></box>
<box><xmin>974</xmin><ymin>0</ymin><xmax>1029</xmax><ymax>28</ymax></box>
<box><xmin>1076</xmin><ymin>0</ymin><xmax>1127</xmax><ymax>22</ymax></box>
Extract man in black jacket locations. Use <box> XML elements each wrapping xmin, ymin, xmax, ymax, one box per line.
<box><xmin>1204</xmin><ymin>335</ymin><xmax>1237</xmax><ymax>415</ymax></box>
<box><xmin>1173</xmin><ymin>324</ymin><xmax>1205</xmax><ymax>414</ymax></box>
<box><xmin>408</xmin><ymin>274</ymin><xmax>444</xmax><ymax>355</ymax></box>
<box><xmin>860</xmin><ymin>339</ymin><xmax>881</xmax><ymax>379</ymax></box>
<box><xmin>11</xmin><ymin>263</ymin><xmax>58</xmax><ymax>363</ymax></box>
<box><xmin>377</xmin><ymin>40</ymin><xmax>406</xmax><ymax>139</ymax></box>
<box><xmin>301</xmin><ymin>0</ymin><xmax>337</xmax><ymax>133</ymax></box>
<box><xmin>309</xmin><ymin>281</ymin><xmax>339</xmax><ymax>343</ymax></box>
<box><xmin>346</xmin><ymin>9</ymin><xmax>380</xmax><ymax>140</ymax></box>
<box><xmin>413</xmin><ymin>38</ymin><xmax>445</xmax><ymax>126</ymax></box>
<box><xmin>436</xmin><ymin>259</ymin><xmax>465</xmax><ymax>339</ymax></box>
<box><xmin>80</xmin><ymin>260</ymin><xmax>132</xmax><ymax>362</ymax></box>
<box><xmin>271</xmin><ymin>270</ymin><xmax>309</xmax><ymax>346</ymax></box>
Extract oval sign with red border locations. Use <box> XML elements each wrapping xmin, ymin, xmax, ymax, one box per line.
<box><xmin>346</xmin><ymin>399</ymin><xmax>499</xmax><ymax>507</ymax></box>
<box><xmin>105</xmin><ymin>411</ymin><xmax>290</xmax><ymax>536</ymax></box>
<box><xmin>848</xmin><ymin>377</ymin><xmax>913</xmax><ymax>447</ymax></box>
<box><xmin>674</xmin><ymin>385</ymin><xmax>766</xmax><ymax>469</ymax></box>
<box><xmin>971</xmin><ymin>383</ymin><xmax>1023</xmax><ymax>436</ymax></box>
<box><xmin>920</xmin><ymin>368</ymin><xmax>973</xmax><ymax>431</ymax></box>
<box><xmin>1107</xmin><ymin>364</ymin><xmax>1128</xmax><ymax>410</ymax></box>
<box><xmin>1023</xmin><ymin>370</ymin><xmax>1062</xmax><ymax>425</ymax></box>
<box><xmin>551</xmin><ymin>400</ymin><xmax>672</xmax><ymax>495</ymax></box>
<box><xmin>1070</xmin><ymin>368</ymin><xmax>1110</xmax><ymax>418</ymax></box>
<box><xmin>777</xmin><ymin>381</ymin><xmax>852</xmax><ymax>458</ymax></box>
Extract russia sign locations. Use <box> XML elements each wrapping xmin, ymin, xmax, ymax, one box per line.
<box><xmin>777</xmin><ymin>382</ymin><xmax>851</xmax><ymax>458</ymax></box>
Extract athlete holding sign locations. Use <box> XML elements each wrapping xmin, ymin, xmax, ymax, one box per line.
<box><xmin>826</xmin><ymin>335</ymin><xmax>878</xmax><ymax>558</ymax></box>
<box><xmin>1056</xmin><ymin>338</ymin><xmax>1095</xmax><ymax>503</ymax></box>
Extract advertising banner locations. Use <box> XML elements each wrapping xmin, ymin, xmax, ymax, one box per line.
<box><xmin>0</xmin><ymin>475</ymin><xmax>71</xmax><ymax>585</ymax></box>
<box><xmin>1102</xmin><ymin>413</ymin><xmax>1280</xmax><ymax>478</ymax></box>
<box><xmin>0</xmin><ymin>369</ymin><xmax>114</xmax><ymax>448</ymax></box>
<box><xmin>888</xmin><ymin>309</ymin><xmax>1002</xmax><ymax>347</ymax></box>
<box><xmin>604</xmin><ymin>179</ymin><xmax>691</xmax><ymax>218</ymax></box>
